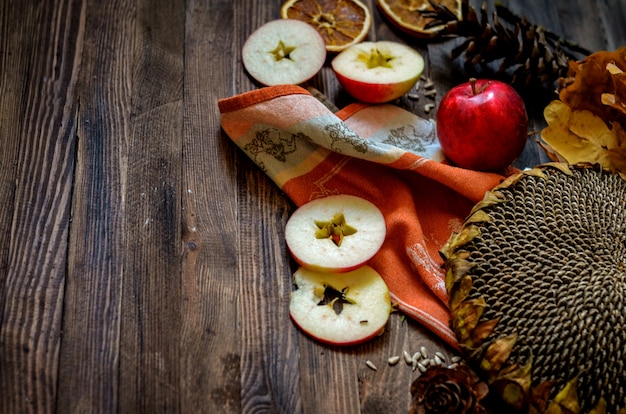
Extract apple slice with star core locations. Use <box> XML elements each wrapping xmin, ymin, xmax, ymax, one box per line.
<box><xmin>285</xmin><ymin>195</ymin><xmax>386</xmax><ymax>273</ymax></box>
<box><xmin>331</xmin><ymin>40</ymin><xmax>424</xmax><ymax>103</ymax></box>
<box><xmin>242</xmin><ymin>19</ymin><xmax>327</xmax><ymax>86</ymax></box>
<box><xmin>289</xmin><ymin>265</ymin><xmax>392</xmax><ymax>345</ymax></box>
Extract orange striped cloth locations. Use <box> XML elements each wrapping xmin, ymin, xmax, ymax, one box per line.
<box><xmin>219</xmin><ymin>85</ymin><xmax>508</xmax><ymax>349</ymax></box>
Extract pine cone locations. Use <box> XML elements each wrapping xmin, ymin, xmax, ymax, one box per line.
<box><xmin>423</xmin><ymin>0</ymin><xmax>592</xmax><ymax>89</ymax></box>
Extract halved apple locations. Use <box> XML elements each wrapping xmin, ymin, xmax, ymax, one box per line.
<box><xmin>289</xmin><ymin>266</ymin><xmax>391</xmax><ymax>345</ymax></box>
<box><xmin>285</xmin><ymin>195</ymin><xmax>386</xmax><ymax>273</ymax></box>
<box><xmin>331</xmin><ymin>40</ymin><xmax>424</xmax><ymax>103</ymax></box>
<box><xmin>242</xmin><ymin>19</ymin><xmax>327</xmax><ymax>86</ymax></box>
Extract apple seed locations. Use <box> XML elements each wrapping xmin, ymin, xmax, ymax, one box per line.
<box><xmin>269</xmin><ymin>40</ymin><xmax>296</xmax><ymax>61</ymax></box>
<box><xmin>317</xmin><ymin>285</ymin><xmax>356</xmax><ymax>315</ymax></box>
<box><xmin>314</xmin><ymin>213</ymin><xmax>357</xmax><ymax>247</ymax></box>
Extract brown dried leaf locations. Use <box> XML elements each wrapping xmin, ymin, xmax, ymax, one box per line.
<box><xmin>470</xmin><ymin>318</ymin><xmax>500</xmax><ymax>345</ymax></box>
<box><xmin>480</xmin><ymin>333</ymin><xmax>517</xmax><ymax>379</ymax></box>
<box><xmin>602</xmin><ymin>62</ymin><xmax>626</xmax><ymax>116</ymax></box>
<box><xmin>559</xmin><ymin>47</ymin><xmax>626</xmax><ymax>125</ymax></box>
<box><xmin>452</xmin><ymin>297</ymin><xmax>486</xmax><ymax>345</ymax></box>
<box><xmin>530</xmin><ymin>380</ymin><xmax>556</xmax><ymax>413</ymax></box>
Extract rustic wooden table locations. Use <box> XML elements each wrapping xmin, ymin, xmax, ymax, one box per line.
<box><xmin>1</xmin><ymin>0</ymin><xmax>625</xmax><ymax>413</ymax></box>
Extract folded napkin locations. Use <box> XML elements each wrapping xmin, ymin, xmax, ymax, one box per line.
<box><xmin>218</xmin><ymin>85</ymin><xmax>507</xmax><ymax>349</ymax></box>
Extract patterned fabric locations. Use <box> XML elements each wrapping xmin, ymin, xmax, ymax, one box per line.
<box><xmin>218</xmin><ymin>85</ymin><xmax>510</xmax><ymax>348</ymax></box>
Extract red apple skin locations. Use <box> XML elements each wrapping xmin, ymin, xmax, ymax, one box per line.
<box><xmin>289</xmin><ymin>316</ymin><xmax>386</xmax><ymax>346</ymax></box>
<box><xmin>286</xmin><ymin>249</ymin><xmax>365</xmax><ymax>274</ymax></box>
<box><xmin>333</xmin><ymin>70</ymin><xmax>418</xmax><ymax>104</ymax></box>
<box><xmin>436</xmin><ymin>79</ymin><xmax>529</xmax><ymax>172</ymax></box>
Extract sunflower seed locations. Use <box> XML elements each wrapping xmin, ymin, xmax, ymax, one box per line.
<box><xmin>451</xmin><ymin>355</ymin><xmax>462</xmax><ymax>363</ymax></box>
<box><xmin>412</xmin><ymin>351</ymin><xmax>422</xmax><ymax>361</ymax></box>
<box><xmin>366</xmin><ymin>360</ymin><xmax>378</xmax><ymax>371</ymax></box>
<box><xmin>423</xmin><ymin>78</ymin><xmax>434</xmax><ymax>89</ymax></box>
<box><xmin>403</xmin><ymin>350</ymin><xmax>413</xmax><ymax>364</ymax></box>
<box><xmin>388</xmin><ymin>356</ymin><xmax>400</xmax><ymax>365</ymax></box>
<box><xmin>424</xmin><ymin>89</ymin><xmax>437</xmax><ymax>98</ymax></box>
<box><xmin>448</xmin><ymin>363</ymin><xmax>459</xmax><ymax>369</ymax></box>
<box><xmin>407</xmin><ymin>93</ymin><xmax>420</xmax><ymax>100</ymax></box>
<box><xmin>417</xmin><ymin>361</ymin><xmax>428</xmax><ymax>373</ymax></box>
<box><xmin>434</xmin><ymin>355</ymin><xmax>444</xmax><ymax>366</ymax></box>
<box><xmin>435</xmin><ymin>351</ymin><xmax>446</xmax><ymax>361</ymax></box>
<box><xmin>420</xmin><ymin>346</ymin><xmax>428</xmax><ymax>358</ymax></box>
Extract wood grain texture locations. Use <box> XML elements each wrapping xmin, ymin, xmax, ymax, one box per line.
<box><xmin>0</xmin><ymin>0</ymin><xmax>624</xmax><ymax>413</ymax></box>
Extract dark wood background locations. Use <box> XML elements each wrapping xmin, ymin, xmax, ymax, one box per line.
<box><xmin>1</xmin><ymin>0</ymin><xmax>624</xmax><ymax>412</ymax></box>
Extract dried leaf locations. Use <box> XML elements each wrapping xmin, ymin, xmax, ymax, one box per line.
<box><xmin>490</xmin><ymin>379</ymin><xmax>527</xmax><ymax>411</ymax></box>
<box><xmin>541</xmin><ymin>100</ymin><xmax>624</xmax><ymax>173</ymax></box>
<box><xmin>530</xmin><ymin>380</ymin><xmax>556</xmax><ymax>413</ymax></box>
<box><xmin>452</xmin><ymin>297</ymin><xmax>486</xmax><ymax>346</ymax></box>
<box><xmin>559</xmin><ymin>47</ymin><xmax>626</xmax><ymax>125</ymax></box>
<box><xmin>480</xmin><ymin>333</ymin><xmax>517</xmax><ymax>379</ymax></box>
<box><xmin>603</xmin><ymin>62</ymin><xmax>626</xmax><ymax>116</ymax></box>
<box><xmin>608</xmin><ymin>122</ymin><xmax>626</xmax><ymax>178</ymax></box>
<box><xmin>448</xmin><ymin>274</ymin><xmax>472</xmax><ymax>310</ymax></box>
<box><xmin>545</xmin><ymin>377</ymin><xmax>580</xmax><ymax>414</ymax></box>
<box><xmin>470</xmin><ymin>317</ymin><xmax>500</xmax><ymax>345</ymax></box>
<box><xmin>588</xmin><ymin>398</ymin><xmax>607</xmax><ymax>414</ymax></box>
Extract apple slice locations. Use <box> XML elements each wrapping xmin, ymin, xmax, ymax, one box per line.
<box><xmin>331</xmin><ymin>40</ymin><xmax>424</xmax><ymax>103</ymax></box>
<box><xmin>289</xmin><ymin>265</ymin><xmax>391</xmax><ymax>345</ymax></box>
<box><xmin>242</xmin><ymin>19</ymin><xmax>327</xmax><ymax>86</ymax></box>
<box><xmin>285</xmin><ymin>195</ymin><xmax>386</xmax><ymax>273</ymax></box>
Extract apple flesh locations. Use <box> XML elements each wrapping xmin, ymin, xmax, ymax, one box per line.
<box><xmin>331</xmin><ymin>41</ymin><xmax>424</xmax><ymax>103</ymax></box>
<box><xmin>436</xmin><ymin>78</ymin><xmax>529</xmax><ymax>172</ymax></box>
<box><xmin>289</xmin><ymin>265</ymin><xmax>391</xmax><ymax>346</ymax></box>
<box><xmin>285</xmin><ymin>195</ymin><xmax>386</xmax><ymax>273</ymax></box>
<box><xmin>242</xmin><ymin>19</ymin><xmax>326</xmax><ymax>86</ymax></box>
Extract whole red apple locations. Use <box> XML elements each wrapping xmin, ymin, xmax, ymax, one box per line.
<box><xmin>436</xmin><ymin>78</ymin><xmax>528</xmax><ymax>172</ymax></box>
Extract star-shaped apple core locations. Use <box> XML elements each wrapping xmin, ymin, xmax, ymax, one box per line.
<box><xmin>269</xmin><ymin>40</ymin><xmax>296</xmax><ymax>61</ymax></box>
<box><xmin>317</xmin><ymin>285</ymin><xmax>355</xmax><ymax>315</ymax></box>
<box><xmin>358</xmin><ymin>48</ymin><xmax>394</xmax><ymax>69</ymax></box>
<box><xmin>314</xmin><ymin>213</ymin><xmax>357</xmax><ymax>247</ymax></box>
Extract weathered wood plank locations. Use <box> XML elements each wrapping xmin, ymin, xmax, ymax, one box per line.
<box><xmin>118</xmin><ymin>0</ymin><xmax>186</xmax><ymax>412</ymax></box>
<box><xmin>0</xmin><ymin>0</ymin><xmax>83</xmax><ymax>412</ymax></box>
<box><xmin>179</xmin><ymin>0</ymin><xmax>244</xmax><ymax>412</ymax></box>
<box><xmin>228</xmin><ymin>1</ymin><xmax>305</xmax><ymax>412</ymax></box>
<box><xmin>56</xmin><ymin>0</ymin><xmax>133</xmax><ymax>411</ymax></box>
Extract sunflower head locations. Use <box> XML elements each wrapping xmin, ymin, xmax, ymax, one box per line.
<box><xmin>441</xmin><ymin>163</ymin><xmax>626</xmax><ymax>413</ymax></box>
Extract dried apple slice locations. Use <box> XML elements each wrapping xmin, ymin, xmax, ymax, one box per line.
<box><xmin>289</xmin><ymin>266</ymin><xmax>391</xmax><ymax>345</ymax></box>
<box><xmin>285</xmin><ymin>195</ymin><xmax>386</xmax><ymax>273</ymax></box>
<box><xmin>242</xmin><ymin>19</ymin><xmax>327</xmax><ymax>86</ymax></box>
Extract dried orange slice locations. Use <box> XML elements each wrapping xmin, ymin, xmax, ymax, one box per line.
<box><xmin>280</xmin><ymin>0</ymin><xmax>372</xmax><ymax>53</ymax></box>
<box><xmin>376</xmin><ymin>0</ymin><xmax>462</xmax><ymax>38</ymax></box>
